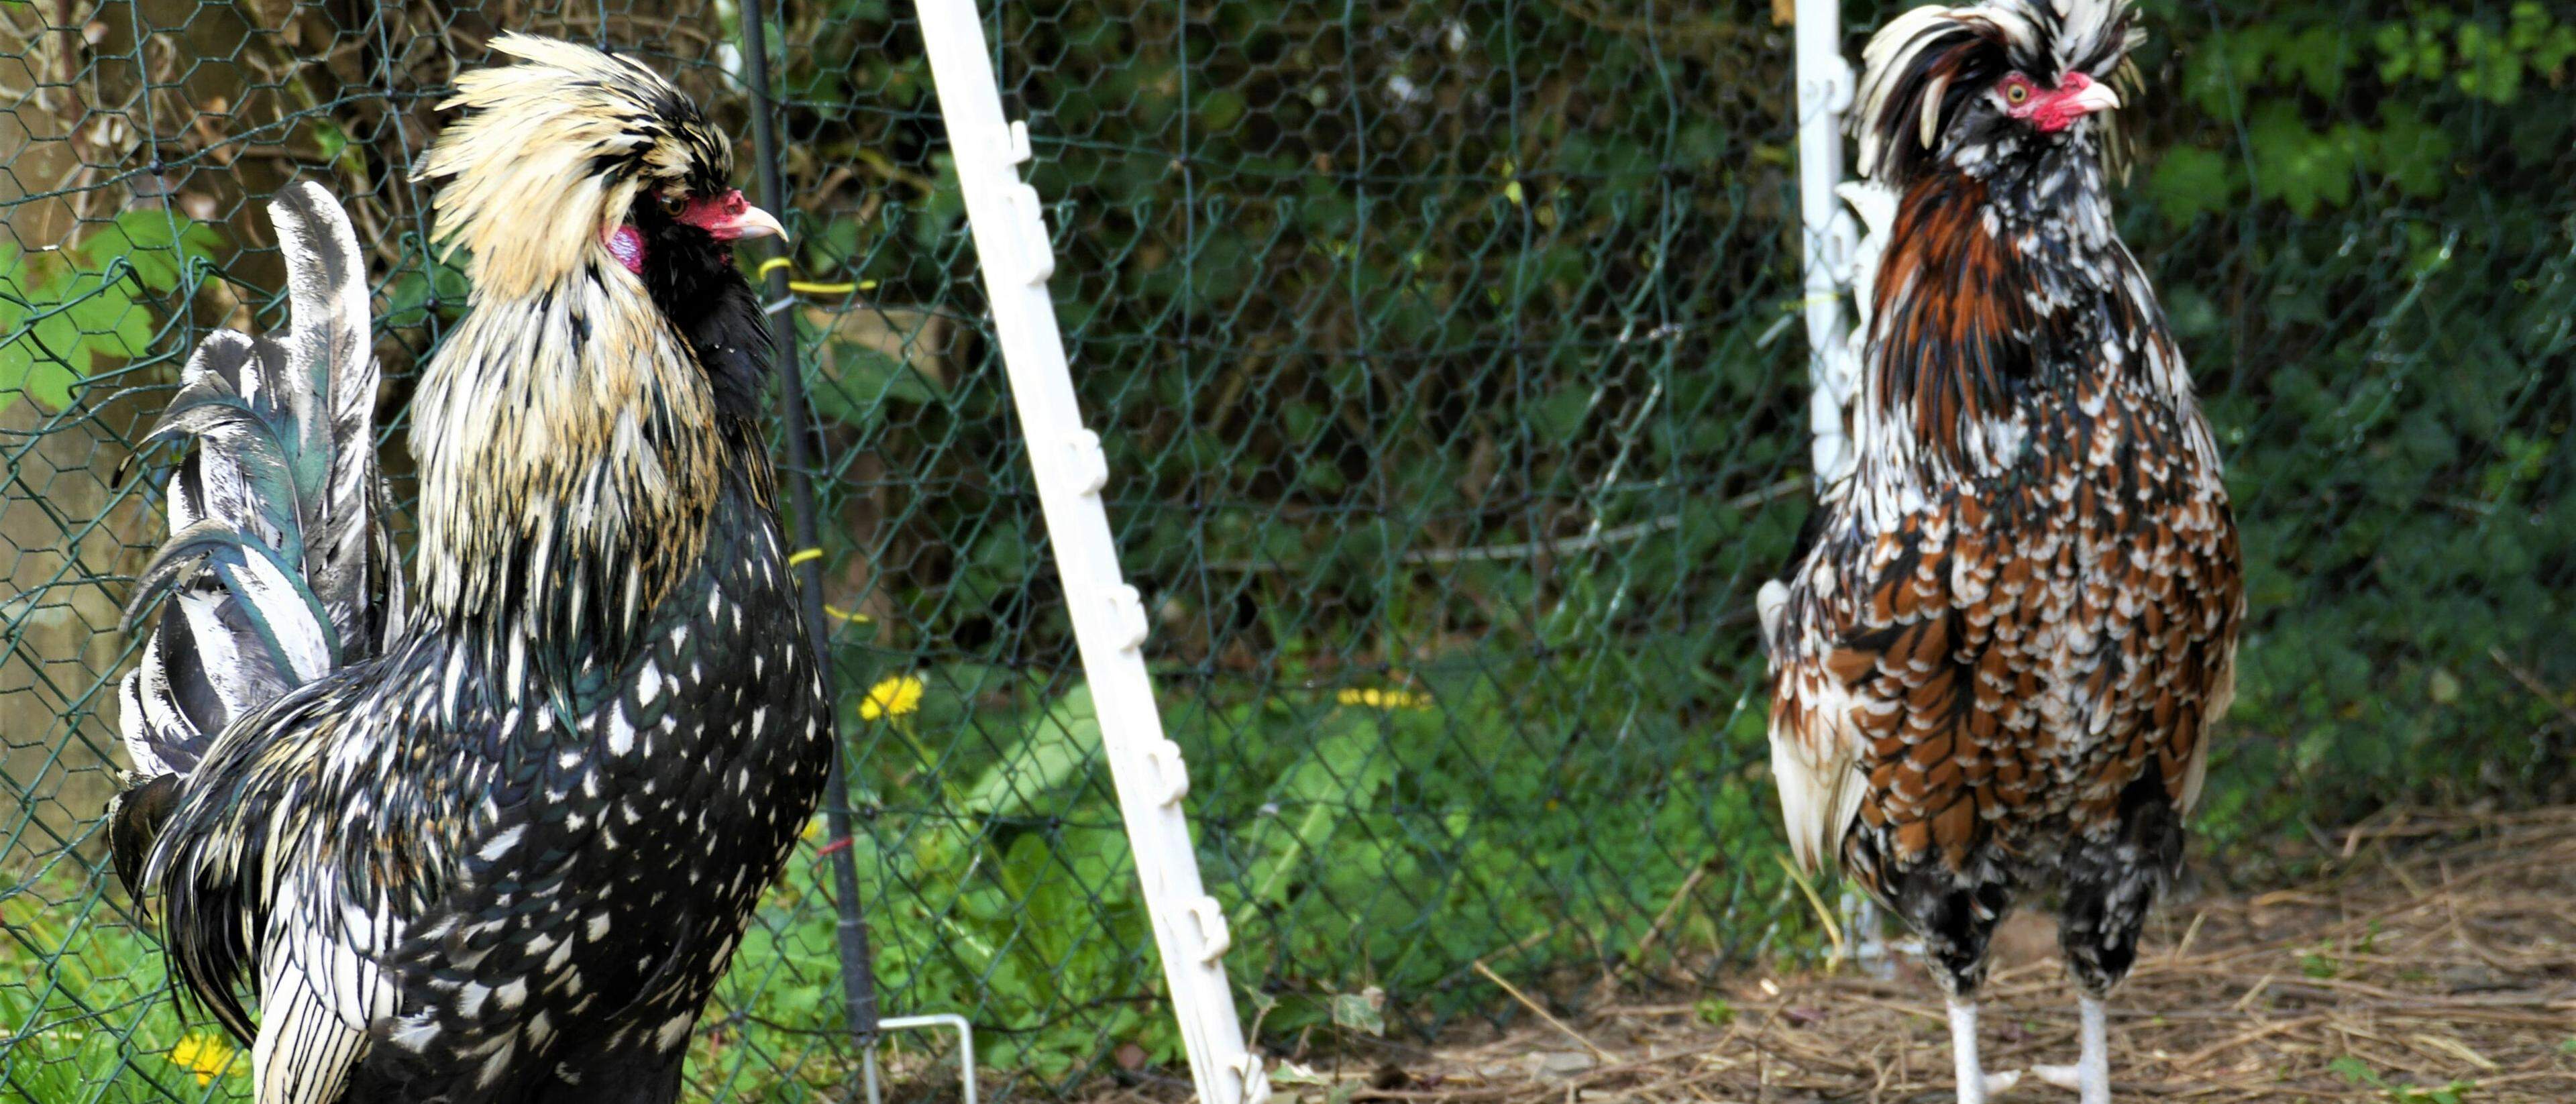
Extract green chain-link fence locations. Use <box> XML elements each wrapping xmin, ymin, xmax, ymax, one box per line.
<box><xmin>5</xmin><ymin>0</ymin><xmax>2572</xmax><ymax>1099</ymax></box>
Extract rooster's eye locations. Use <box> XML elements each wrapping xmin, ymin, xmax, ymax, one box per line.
<box><xmin>660</xmin><ymin>192</ymin><xmax>690</xmax><ymax>218</ymax></box>
<box><xmin>2004</xmin><ymin>81</ymin><xmax>2030</xmax><ymax>105</ymax></box>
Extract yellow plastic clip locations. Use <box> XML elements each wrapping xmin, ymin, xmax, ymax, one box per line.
<box><xmin>755</xmin><ymin>257</ymin><xmax>865</xmax><ymax>296</ymax></box>
<box><xmin>784</xmin><ymin>547</ymin><xmax>869</xmax><ymax>621</ymax></box>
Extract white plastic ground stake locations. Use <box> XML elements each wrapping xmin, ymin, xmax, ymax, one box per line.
<box><xmin>1794</xmin><ymin>0</ymin><xmax>1907</xmax><ymax>980</ymax></box>
<box><xmin>910</xmin><ymin>3</ymin><xmax>1269</xmax><ymax>1103</ymax></box>
<box><xmin>1793</xmin><ymin>0</ymin><xmax>1866</xmax><ymax>493</ymax></box>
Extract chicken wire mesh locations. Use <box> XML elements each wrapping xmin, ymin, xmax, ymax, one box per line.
<box><xmin>3</xmin><ymin>0</ymin><xmax>2572</xmax><ymax>1101</ymax></box>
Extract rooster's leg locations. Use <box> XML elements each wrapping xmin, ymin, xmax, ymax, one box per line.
<box><xmin>2031</xmin><ymin>995</ymin><xmax>2110</xmax><ymax>1103</ymax></box>
<box><xmin>1946</xmin><ymin>997</ymin><xmax>2022</xmax><ymax>1103</ymax></box>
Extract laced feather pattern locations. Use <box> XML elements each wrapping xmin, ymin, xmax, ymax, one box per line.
<box><xmin>1763</xmin><ymin>0</ymin><xmax>2243</xmax><ymax>1009</ymax></box>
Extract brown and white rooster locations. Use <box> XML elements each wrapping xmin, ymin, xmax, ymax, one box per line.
<box><xmin>1760</xmin><ymin>3</ymin><xmax>2243</xmax><ymax>1102</ymax></box>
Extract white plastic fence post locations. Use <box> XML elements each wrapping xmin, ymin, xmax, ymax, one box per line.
<box><xmin>910</xmin><ymin>3</ymin><xmax>1269</xmax><ymax>1103</ymax></box>
<box><xmin>1793</xmin><ymin>0</ymin><xmax>1864</xmax><ymax>490</ymax></box>
<box><xmin>1792</xmin><ymin>0</ymin><xmax>1907</xmax><ymax>979</ymax></box>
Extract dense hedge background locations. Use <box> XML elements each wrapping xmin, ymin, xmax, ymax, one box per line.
<box><xmin>3</xmin><ymin>0</ymin><xmax>2569</xmax><ymax>1098</ymax></box>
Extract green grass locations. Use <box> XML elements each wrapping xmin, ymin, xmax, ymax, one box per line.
<box><xmin>0</xmin><ymin>838</ymin><xmax>884</xmax><ymax>1103</ymax></box>
<box><xmin>0</xmin><ymin>869</ymin><xmax>227</xmax><ymax>1104</ymax></box>
<box><xmin>8</xmin><ymin>631</ymin><xmax>2548</xmax><ymax>1101</ymax></box>
<box><xmin>0</xmin><ymin>645</ymin><xmax>1815</xmax><ymax>1101</ymax></box>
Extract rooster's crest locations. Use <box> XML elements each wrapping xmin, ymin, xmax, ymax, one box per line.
<box><xmin>417</xmin><ymin>34</ymin><xmax>735</xmax><ymax>297</ymax></box>
<box><xmin>1853</xmin><ymin>0</ymin><xmax>2144</xmax><ymax>184</ymax></box>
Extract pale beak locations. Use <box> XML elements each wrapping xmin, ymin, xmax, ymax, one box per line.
<box><xmin>684</xmin><ymin>189</ymin><xmax>791</xmax><ymax>243</ymax></box>
<box><xmin>714</xmin><ymin>203</ymin><xmax>788</xmax><ymax>243</ymax></box>
<box><xmin>2061</xmin><ymin>78</ymin><xmax>2123</xmax><ymax>117</ymax></box>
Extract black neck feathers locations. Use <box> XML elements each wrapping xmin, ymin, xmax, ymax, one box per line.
<box><xmin>632</xmin><ymin>201</ymin><xmax>774</xmax><ymax>428</ymax></box>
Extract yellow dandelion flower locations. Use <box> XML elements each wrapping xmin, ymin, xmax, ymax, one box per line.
<box><xmin>170</xmin><ymin>1032</ymin><xmax>237</xmax><ymax>1086</ymax></box>
<box><xmin>859</xmin><ymin>674</ymin><xmax>925</xmax><ymax>720</ymax></box>
<box><xmin>1336</xmin><ymin>686</ymin><xmax>1430</xmax><ymax>711</ymax></box>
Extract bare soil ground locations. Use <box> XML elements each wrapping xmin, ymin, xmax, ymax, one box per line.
<box><xmin>1177</xmin><ymin>808</ymin><xmax>2576</xmax><ymax>1104</ymax></box>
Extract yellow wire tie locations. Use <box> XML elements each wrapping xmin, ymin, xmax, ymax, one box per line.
<box><xmin>784</xmin><ymin>549</ymin><xmax>867</xmax><ymax>621</ymax></box>
<box><xmin>755</xmin><ymin>257</ymin><xmax>865</xmax><ymax>296</ymax></box>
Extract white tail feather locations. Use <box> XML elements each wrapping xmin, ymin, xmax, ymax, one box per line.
<box><xmin>1770</xmin><ymin>675</ymin><xmax>1870</xmax><ymax>874</ymax></box>
<box><xmin>117</xmin><ymin>182</ymin><xmax>395</xmax><ymax>783</ymax></box>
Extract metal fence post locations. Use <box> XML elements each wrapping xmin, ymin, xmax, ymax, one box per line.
<box><xmin>737</xmin><ymin>0</ymin><xmax>885</xmax><ymax>1068</ymax></box>
<box><xmin>908</xmin><ymin>1</ymin><xmax>1269</xmax><ymax>1102</ymax></box>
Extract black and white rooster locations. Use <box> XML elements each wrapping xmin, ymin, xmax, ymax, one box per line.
<box><xmin>109</xmin><ymin>36</ymin><xmax>830</xmax><ymax>1103</ymax></box>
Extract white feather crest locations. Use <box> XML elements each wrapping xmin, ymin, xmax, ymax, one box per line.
<box><xmin>1854</xmin><ymin>6</ymin><xmax>1968</xmax><ymax>180</ymax></box>
<box><xmin>416</xmin><ymin>34</ymin><xmax>719</xmax><ymax>300</ymax></box>
<box><xmin>1851</xmin><ymin>0</ymin><xmax>2139</xmax><ymax>180</ymax></box>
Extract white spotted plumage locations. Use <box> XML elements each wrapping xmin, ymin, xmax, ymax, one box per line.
<box><xmin>111</xmin><ymin>37</ymin><xmax>837</xmax><ymax>1104</ymax></box>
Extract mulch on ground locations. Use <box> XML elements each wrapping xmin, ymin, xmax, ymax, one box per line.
<box><xmin>1213</xmin><ymin>808</ymin><xmax>2576</xmax><ymax>1104</ymax></box>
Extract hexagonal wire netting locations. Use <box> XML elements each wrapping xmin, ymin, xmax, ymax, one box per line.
<box><xmin>5</xmin><ymin>0</ymin><xmax>2572</xmax><ymax>1101</ymax></box>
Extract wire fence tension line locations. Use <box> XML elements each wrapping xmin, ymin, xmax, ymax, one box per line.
<box><xmin>912</xmin><ymin>1</ymin><xmax>1268</xmax><ymax>1103</ymax></box>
